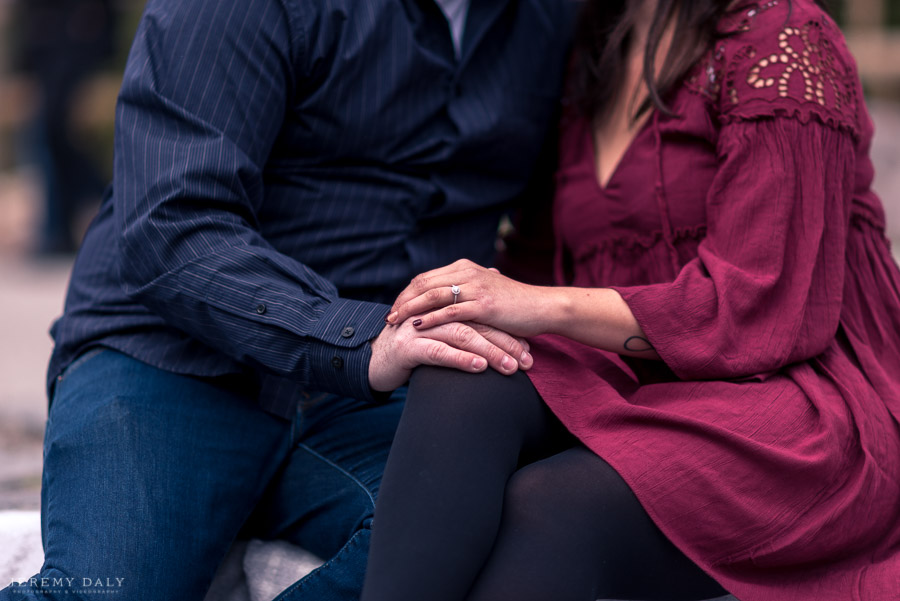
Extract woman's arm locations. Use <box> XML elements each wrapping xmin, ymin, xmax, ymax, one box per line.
<box><xmin>389</xmin><ymin>115</ymin><xmax>856</xmax><ymax>379</ymax></box>
<box><xmin>385</xmin><ymin>260</ymin><xmax>660</xmax><ymax>360</ymax></box>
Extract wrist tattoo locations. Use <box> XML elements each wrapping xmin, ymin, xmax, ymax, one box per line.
<box><xmin>624</xmin><ymin>336</ymin><xmax>654</xmax><ymax>352</ymax></box>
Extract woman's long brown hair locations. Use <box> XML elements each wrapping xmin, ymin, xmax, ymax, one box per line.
<box><xmin>572</xmin><ymin>0</ymin><xmax>832</xmax><ymax>120</ymax></box>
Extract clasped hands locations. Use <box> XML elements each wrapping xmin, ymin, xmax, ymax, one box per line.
<box><xmin>369</xmin><ymin>259</ymin><xmax>551</xmax><ymax>392</ymax></box>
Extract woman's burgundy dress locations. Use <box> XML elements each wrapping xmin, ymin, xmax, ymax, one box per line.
<box><xmin>526</xmin><ymin>2</ymin><xmax>900</xmax><ymax>599</ymax></box>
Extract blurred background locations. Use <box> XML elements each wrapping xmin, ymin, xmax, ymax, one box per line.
<box><xmin>0</xmin><ymin>0</ymin><xmax>899</xmax><ymax>510</ymax></box>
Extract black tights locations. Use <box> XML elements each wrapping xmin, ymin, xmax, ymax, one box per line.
<box><xmin>361</xmin><ymin>367</ymin><xmax>728</xmax><ymax>601</ymax></box>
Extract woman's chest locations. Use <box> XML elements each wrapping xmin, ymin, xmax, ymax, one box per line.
<box><xmin>554</xmin><ymin>89</ymin><xmax>720</xmax><ymax>255</ymax></box>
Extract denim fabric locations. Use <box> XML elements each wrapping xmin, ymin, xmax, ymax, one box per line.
<box><xmin>0</xmin><ymin>350</ymin><xmax>404</xmax><ymax>601</ymax></box>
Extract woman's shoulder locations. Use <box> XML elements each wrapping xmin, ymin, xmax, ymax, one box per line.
<box><xmin>718</xmin><ymin>0</ymin><xmax>832</xmax><ymax>36</ymax></box>
<box><xmin>687</xmin><ymin>0</ymin><xmax>861</xmax><ymax>135</ymax></box>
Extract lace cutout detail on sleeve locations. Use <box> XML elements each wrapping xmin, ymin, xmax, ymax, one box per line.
<box><xmin>719</xmin><ymin>14</ymin><xmax>859</xmax><ymax>135</ymax></box>
<box><xmin>685</xmin><ymin>1</ymin><xmax>782</xmax><ymax>100</ymax></box>
<box><xmin>686</xmin><ymin>42</ymin><xmax>726</xmax><ymax>101</ymax></box>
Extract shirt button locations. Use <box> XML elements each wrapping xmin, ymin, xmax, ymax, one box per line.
<box><xmin>331</xmin><ymin>356</ymin><xmax>344</xmax><ymax>369</ymax></box>
<box><xmin>256</xmin><ymin>304</ymin><xmax>267</xmax><ymax>315</ymax></box>
<box><xmin>341</xmin><ymin>326</ymin><xmax>355</xmax><ymax>339</ymax></box>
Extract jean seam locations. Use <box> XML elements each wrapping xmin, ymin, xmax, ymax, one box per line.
<box><xmin>56</xmin><ymin>347</ymin><xmax>105</xmax><ymax>384</ymax></box>
<box><xmin>49</xmin><ymin>347</ymin><xmax>106</xmax><ymax>409</ymax></box>
<box><xmin>293</xmin><ymin>443</ymin><xmax>377</xmax><ymax>509</ymax></box>
<box><xmin>271</xmin><ymin>528</ymin><xmax>367</xmax><ymax>600</ymax></box>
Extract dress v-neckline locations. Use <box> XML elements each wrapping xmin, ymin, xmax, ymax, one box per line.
<box><xmin>588</xmin><ymin>112</ymin><xmax>655</xmax><ymax>192</ymax></box>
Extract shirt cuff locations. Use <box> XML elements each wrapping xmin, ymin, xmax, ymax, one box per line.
<box><xmin>306</xmin><ymin>298</ymin><xmax>390</xmax><ymax>401</ymax></box>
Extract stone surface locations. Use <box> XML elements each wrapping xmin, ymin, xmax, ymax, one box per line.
<box><xmin>0</xmin><ymin>511</ymin><xmax>42</xmax><ymax>586</ymax></box>
<box><xmin>0</xmin><ymin>511</ymin><xmax>323</xmax><ymax>601</ymax></box>
<box><xmin>0</xmin><ymin>256</ymin><xmax>69</xmax><ymax>511</ymax></box>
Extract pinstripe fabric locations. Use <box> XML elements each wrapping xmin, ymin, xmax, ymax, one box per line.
<box><xmin>47</xmin><ymin>0</ymin><xmax>577</xmax><ymax>419</ymax></box>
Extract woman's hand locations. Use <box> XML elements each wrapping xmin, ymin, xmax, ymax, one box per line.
<box><xmin>384</xmin><ymin>259</ymin><xmax>661</xmax><ymax>361</ymax></box>
<box><xmin>384</xmin><ymin>259</ymin><xmax>555</xmax><ymax>337</ymax></box>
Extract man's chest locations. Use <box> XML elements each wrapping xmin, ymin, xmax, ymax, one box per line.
<box><xmin>269</xmin><ymin>0</ymin><xmax>573</xmax><ymax>170</ymax></box>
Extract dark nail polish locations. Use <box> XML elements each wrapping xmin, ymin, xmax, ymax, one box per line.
<box><xmin>412</xmin><ymin>319</ymin><xmax>423</xmax><ymax>327</ymax></box>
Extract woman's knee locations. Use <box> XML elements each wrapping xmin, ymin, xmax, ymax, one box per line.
<box><xmin>500</xmin><ymin>452</ymin><xmax>591</xmax><ymax>536</ymax></box>
<box><xmin>406</xmin><ymin>367</ymin><xmax>547</xmax><ymax>437</ymax></box>
<box><xmin>488</xmin><ymin>448</ymin><xmax>653</xmax><ymax>571</ymax></box>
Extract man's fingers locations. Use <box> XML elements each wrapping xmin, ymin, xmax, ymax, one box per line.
<box><xmin>414</xmin><ymin>338</ymin><xmax>488</xmax><ymax>373</ymax></box>
<box><xmin>470</xmin><ymin>323</ymin><xmax>533</xmax><ymax>369</ymax></box>
<box><xmin>428</xmin><ymin>322</ymin><xmax>520</xmax><ymax>375</ymax></box>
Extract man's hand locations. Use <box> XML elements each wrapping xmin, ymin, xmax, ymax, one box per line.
<box><xmin>368</xmin><ymin>317</ymin><xmax>533</xmax><ymax>392</ymax></box>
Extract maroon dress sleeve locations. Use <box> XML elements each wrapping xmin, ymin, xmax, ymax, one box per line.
<box><xmin>613</xmin><ymin>13</ymin><xmax>862</xmax><ymax>380</ymax></box>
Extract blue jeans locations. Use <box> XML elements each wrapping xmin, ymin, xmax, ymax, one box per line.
<box><xmin>0</xmin><ymin>349</ymin><xmax>404</xmax><ymax>601</ymax></box>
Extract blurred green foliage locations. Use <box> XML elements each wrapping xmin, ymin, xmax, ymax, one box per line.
<box><xmin>891</xmin><ymin>0</ymin><xmax>900</xmax><ymax>26</ymax></box>
<box><xmin>829</xmin><ymin>0</ymin><xmax>900</xmax><ymax>26</ymax></box>
<box><xmin>830</xmin><ymin>0</ymin><xmax>847</xmax><ymax>24</ymax></box>
<box><xmin>113</xmin><ymin>0</ymin><xmax>146</xmax><ymax>70</ymax></box>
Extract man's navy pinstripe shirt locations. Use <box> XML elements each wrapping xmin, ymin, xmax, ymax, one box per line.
<box><xmin>47</xmin><ymin>0</ymin><xmax>576</xmax><ymax>419</ymax></box>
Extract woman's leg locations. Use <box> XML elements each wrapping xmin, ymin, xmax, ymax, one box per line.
<box><xmin>466</xmin><ymin>447</ymin><xmax>728</xmax><ymax>601</ymax></box>
<box><xmin>360</xmin><ymin>366</ymin><xmax>571</xmax><ymax>601</ymax></box>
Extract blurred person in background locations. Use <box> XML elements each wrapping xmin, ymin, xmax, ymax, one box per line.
<box><xmin>11</xmin><ymin>0</ymin><xmax>115</xmax><ymax>255</ymax></box>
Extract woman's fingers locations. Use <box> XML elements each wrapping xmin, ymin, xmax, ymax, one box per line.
<box><xmin>388</xmin><ymin>260</ymin><xmax>485</xmax><ymax>323</ymax></box>
<box><xmin>391</xmin><ymin>268</ymin><xmax>462</xmax><ymax>310</ymax></box>
<box><xmin>400</xmin><ymin>286</ymin><xmax>463</xmax><ymax>322</ymax></box>
<box><xmin>390</xmin><ymin>277</ymin><xmax>489</xmax><ymax>325</ymax></box>
<box><xmin>387</xmin><ymin>282</ymin><xmax>450</xmax><ymax>324</ymax></box>
<box><xmin>388</xmin><ymin>279</ymin><xmax>464</xmax><ymax>323</ymax></box>
<box><xmin>410</xmin><ymin>301</ymin><xmax>481</xmax><ymax>331</ymax></box>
